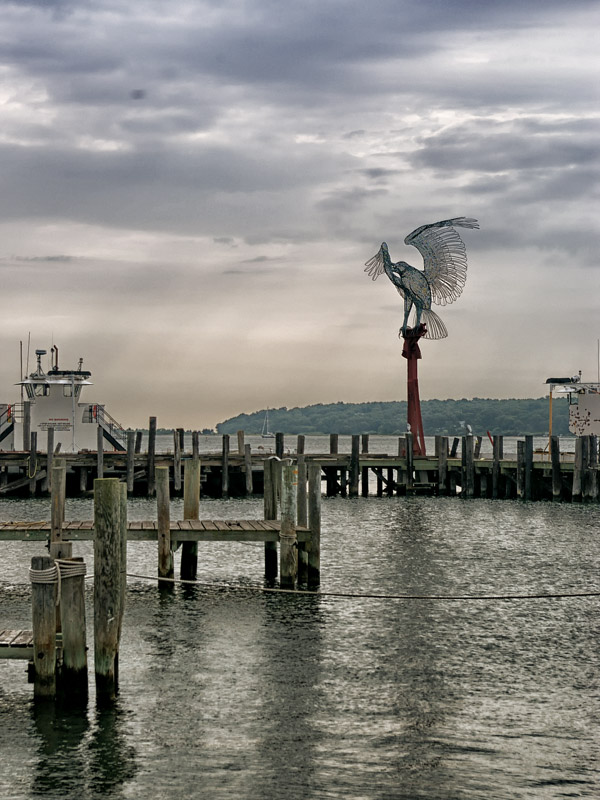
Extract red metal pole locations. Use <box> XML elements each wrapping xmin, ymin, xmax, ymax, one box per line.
<box><xmin>402</xmin><ymin>324</ymin><xmax>426</xmax><ymax>456</ymax></box>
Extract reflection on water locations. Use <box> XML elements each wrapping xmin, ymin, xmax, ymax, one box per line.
<box><xmin>0</xmin><ymin>494</ymin><xmax>599</xmax><ymax>799</ymax></box>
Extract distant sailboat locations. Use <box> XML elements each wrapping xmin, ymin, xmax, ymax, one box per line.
<box><xmin>261</xmin><ymin>408</ymin><xmax>275</xmax><ymax>438</ymax></box>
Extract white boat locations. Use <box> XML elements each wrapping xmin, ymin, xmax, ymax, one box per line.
<box><xmin>0</xmin><ymin>346</ymin><xmax>126</xmax><ymax>453</ymax></box>
<box><xmin>546</xmin><ymin>373</ymin><xmax>600</xmax><ymax>436</ymax></box>
<box><xmin>261</xmin><ymin>408</ymin><xmax>275</xmax><ymax>439</ymax></box>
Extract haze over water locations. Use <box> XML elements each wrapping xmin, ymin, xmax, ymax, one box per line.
<box><xmin>0</xmin><ymin>441</ymin><xmax>598</xmax><ymax>799</ymax></box>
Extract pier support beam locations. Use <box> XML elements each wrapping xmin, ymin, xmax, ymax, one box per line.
<box><xmin>264</xmin><ymin>457</ymin><xmax>279</xmax><ymax>582</ymax></box>
<box><xmin>156</xmin><ymin>467</ymin><xmax>174</xmax><ymax>586</ymax></box>
<box><xmin>31</xmin><ymin>555</ymin><xmax>57</xmax><ymax>698</ymax></box>
<box><xmin>307</xmin><ymin>463</ymin><xmax>321</xmax><ymax>587</ymax></box>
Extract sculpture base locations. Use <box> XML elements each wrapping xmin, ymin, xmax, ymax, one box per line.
<box><xmin>402</xmin><ymin>325</ymin><xmax>426</xmax><ymax>456</ymax></box>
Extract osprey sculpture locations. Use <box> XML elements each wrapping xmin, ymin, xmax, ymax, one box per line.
<box><xmin>364</xmin><ymin>217</ymin><xmax>479</xmax><ymax>339</ymax></box>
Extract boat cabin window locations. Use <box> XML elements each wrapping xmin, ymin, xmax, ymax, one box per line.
<box><xmin>62</xmin><ymin>383</ymin><xmax>81</xmax><ymax>398</ymax></box>
<box><xmin>33</xmin><ymin>384</ymin><xmax>49</xmax><ymax>397</ymax></box>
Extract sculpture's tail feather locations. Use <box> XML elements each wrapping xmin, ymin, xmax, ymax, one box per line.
<box><xmin>422</xmin><ymin>308</ymin><xmax>448</xmax><ymax>340</ymax></box>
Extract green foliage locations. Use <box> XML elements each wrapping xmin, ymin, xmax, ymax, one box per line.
<box><xmin>216</xmin><ymin>397</ymin><xmax>570</xmax><ymax>436</ymax></box>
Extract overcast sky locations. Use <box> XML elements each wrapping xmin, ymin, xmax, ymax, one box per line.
<box><xmin>1</xmin><ymin>0</ymin><xmax>599</xmax><ymax>429</ymax></box>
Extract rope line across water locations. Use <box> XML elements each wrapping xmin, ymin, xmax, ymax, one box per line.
<box><xmin>124</xmin><ymin>572</ymin><xmax>600</xmax><ymax>601</ymax></box>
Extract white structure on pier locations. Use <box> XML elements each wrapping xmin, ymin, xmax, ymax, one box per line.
<box><xmin>0</xmin><ymin>347</ymin><xmax>126</xmax><ymax>453</ymax></box>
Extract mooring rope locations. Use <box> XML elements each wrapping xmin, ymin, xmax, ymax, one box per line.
<box><xmin>28</xmin><ymin>559</ymin><xmax>87</xmax><ymax>604</ymax></box>
<box><xmin>124</xmin><ymin>572</ymin><xmax>600</xmax><ymax>601</ymax></box>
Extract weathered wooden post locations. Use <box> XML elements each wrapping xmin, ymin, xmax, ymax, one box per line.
<box><xmin>29</xmin><ymin>431</ymin><xmax>38</xmax><ymax>495</ymax></box>
<box><xmin>192</xmin><ymin>430</ymin><xmax>200</xmax><ymax>460</ymax></box>
<box><xmin>237</xmin><ymin>430</ymin><xmax>245</xmax><ymax>454</ymax></box>
<box><xmin>43</xmin><ymin>427</ymin><xmax>54</xmax><ymax>493</ymax></box>
<box><xmin>586</xmin><ymin>435</ymin><xmax>598</xmax><ymax>502</ymax></box>
<box><xmin>126</xmin><ymin>430</ymin><xmax>135</xmax><ymax>494</ymax></box>
<box><xmin>492</xmin><ymin>435</ymin><xmax>503</xmax><ymax>499</ymax></box>
<box><xmin>349</xmin><ymin>435</ymin><xmax>360</xmax><ymax>497</ymax></box>
<box><xmin>23</xmin><ymin>400</ymin><xmax>31</xmax><ymax>451</ymax></box>
<box><xmin>31</xmin><ymin>555</ymin><xmax>57</xmax><ymax>698</ymax></box>
<box><xmin>297</xmin><ymin>455</ymin><xmax>308</xmax><ymax>583</ymax></box>
<box><xmin>94</xmin><ymin>478</ymin><xmax>124</xmax><ymax>700</ymax></box>
<box><xmin>147</xmin><ymin>416</ymin><xmax>157</xmax><ymax>497</ymax></box>
<box><xmin>307</xmin><ymin>463</ymin><xmax>321</xmax><ymax>587</ymax></box>
<box><xmin>244</xmin><ymin>444</ymin><xmax>253</xmax><ymax>495</ymax></box>
<box><xmin>181</xmin><ymin>457</ymin><xmax>200</xmax><ymax>581</ymax></box>
<box><xmin>572</xmin><ymin>436</ymin><xmax>584</xmax><ymax>502</ymax></box>
<box><xmin>516</xmin><ymin>440</ymin><xmax>525</xmax><ymax>498</ymax></box>
<box><xmin>221</xmin><ymin>434</ymin><xmax>230</xmax><ymax>498</ymax></box>
<box><xmin>173</xmin><ymin>430</ymin><xmax>182</xmax><ymax>495</ymax></box>
<box><xmin>96</xmin><ymin>425</ymin><xmax>104</xmax><ymax>480</ymax></box>
<box><xmin>524</xmin><ymin>434</ymin><xmax>534</xmax><ymax>501</ymax></box>
<box><xmin>297</xmin><ymin>434</ymin><xmax>305</xmax><ymax>455</ymax></box>
<box><xmin>463</xmin><ymin>435</ymin><xmax>474</xmax><ymax>498</ymax></box>
<box><xmin>450</xmin><ymin>437</ymin><xmax>459</xmax><ymax>458</ymax></box>
<box><xmin>156</xmin><ymin>467</ymin><xmax>173</xmax><ymax>586</ymax></box>
<box><xmin>263</xmin><ymin>457</ymin><xmax>279</xmax><ymax>581</ymax></box>
<box><xmin>327</xmin><ymin>434</ymin><xmax>339</xmax><ymax>497</ymax></box>
<box><xmin>135</xmin><ymin>430</ymin><xmax>143</xmax><ymax>454</ymax></box>
<box><xmin>279</xmin><ymin>461</ymin><xmax>298</xmax><ymax>588</ymax></box>
<box><xmin>361</xmin><ymin>434</ymin><xmax>369</xmax><ymax>497</ymax></box>
<box><xmin>275</xmin><ymin>432</ymin><xmax>284</xmax><ymax>459</ymax></box>
<box><xmin>405</xmin><ymin>432</ymin><xmax>414</xmax><ymax>493</ymax></box>
<box><xmin>550</xmin><ymin>435</ymin><xmax>562</xmax><ymax>500</ymax></box>
<box><xmin>59</xmin><ymin>556</ymin><xmax>88</xmax><ymax>695</ymax></box>
<box><xmin>436</xmin><ymin>435</ymin><xmax>448</xmax><ymax>496</ymax></box>
<box><xmin>50</xmin><ymin>461</ymin><xmax>71</xmax><ymax>561</ymax></box>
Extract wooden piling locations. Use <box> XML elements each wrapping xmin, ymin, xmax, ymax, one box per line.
<box><xmin>192</xmin><ymin>430</ymin><xmax>199</xmax><ymax>460</ymax></box>
<box><xmin>405</xmin><ymin>433</ymin><xmax>414</xmax><ymax>493</ymax></box>
<box><xmin>516</xmin><ymin>440</ymin><xmax>525</xmax><ymax>498</ymax></box>
<box><xmin>349</xmin><ymin>435</ymin><xmax>360</xmax><ymax>497</ymax></box>
<box><xmin>126</xmin><ymin>430</ymin><xmax>135</xmax><ymax>494</ymax></box>
<box><xmin>59</xmin><ymin>556</ymin><xmax>88</xmax><ymax>694</ymax></box>
<box><xmin>173</xmin><ymin>429</ymin><xmax>182</xmax><ymax>494</ymax></box>
<box><xmin>474</xmin><ymin>435</ymin><xmax>482</xmax><ymax>459</ymax></box>
<box><xmin>572</xmin><ymin>436</ymin><xmax>583</xmax><ymax>502</ymax></box>
<box><xmin>437</xmin><ymin>436</ymin><xmax>448</xmax><ymax>495</ymax></box>
<box><xmin>264</xmin><ymin>457</ymin><xmax>279</xmax><ymax>581</ymax></box>
<box><xmin>31</xmin><ymin>555</ymin><xmax>57</xmax><ymax>698</ymax></box>
<box><xmin>361</xmin><ymin>434</ymin><xmax>369</xmax><ymax>497</ymax></box>
<box><xmin>43</xmin><ymin>427</ymin><xmax>54</xmax><ymax>493</ymax></box>
<box><xmin>307</xmin><ymin>462</ymin><xmax>321</xmax><ymax>587</ymax></box>
<box><xmin>147</xmin><ymin>416</ymin><xmax>157</xmax><ymax>497</ymax></box>
<box><xmin>156</xmin><ymin>467</ymin><xmax>174</xmax><ymax>585</ymax></box>
<box><xmin>135</xmin><ymin>430</ymin><xmax>143</xmax><ymax>454</ymax></box>
<box><xmin>550</xmin><ymin>435</ymin><xmax>562</xmax><ymax>500</ymax></box>
<box><xmin>297</xmin><ymin>434</ymin><xmax>305</xmax><ymax>455</ymax></box>
<box><xmin>450</xmin><ymin>437</ymin><xmax>459</xmax><ymax>458</ymax></box>
<box><xmin>49</xmin><ymin>462</ymin><xmax>70</xmax><ymax>560</ymax></box>
<box><xmin>275</xmin><ymin>432</ymin><xmax>284</xmax><ymax>459</ymax></box>
<box><xmin>244</xmin><ymin>443</ymin><xmax>253</xmax><ymax>495</ymax></box>
<box><xmin>93</xmin><ymin>478</ymin><xmax>124</xmax><ymax>700</ymax></box>
<box><xmin>297</xmin><ymin>455</ymin><xmax>308</xmax><ymax>584</ymax></box>
<box><xmin>463</xmin><ymin>435</ymin><xmax>474</xmax><ymax>498</ymax></box>
<box><xmin>181</xmin><ymin>458</ymin><xmax>200</xmax><ymax>581</ymax></box>
<box><xmin>279</xmin><ymin>461</ymin><xmax>298</xmax><ymax>588</ymax></box>
<box><xmin>524</xmin><ymin>434</ymin><xmax>534</xmax><ymax>501</ymax></box>
<box><xmin>23</xmin><ymin>401</ymin><xmax>31</xmax><ymax>452</ymax></box>
<box><xmin>29</xmin><ymin>432</ymin><xmax>37</xmax><ymax>495</ymax></box>
<box><xmin>96</xmin><ymin>425</ymin><xmax>104</xmax><ymax>480</ymax></box>
<box><xmin>221</xmin><ymin>434</ymin><xmax>230</xmax><ymax>498</ymax></box>
<box><xmin>492</xmin><ymin>435</ymin><xmax>503</xmax><ymax>499</ymax></box>
<box><xmin>237</xmin><ymin>430</ymin><xmax>245</xmax><ymax>454</ymax></box>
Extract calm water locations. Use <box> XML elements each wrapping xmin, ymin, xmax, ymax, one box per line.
<box><xmin>1</xmin><ymin>488</ymin><xmax>598</xmax><ymax>798</ymax></box>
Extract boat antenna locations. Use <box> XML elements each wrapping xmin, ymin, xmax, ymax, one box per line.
<box><xmin>19</xmin><ymin>340</ymin><xmax>23</xmax><ymax>401</ymax></box>
<box><xmin>25</xmin><ymin>332</ymin><xmax>30</xmax><ymax>379</ymax></box>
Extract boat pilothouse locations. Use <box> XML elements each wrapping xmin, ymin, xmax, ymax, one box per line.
<box><xmin>546</xmin><ymin>372</ymin><xmax>600</xmax><ymax>436</ymax></box>
<box><xmin>0</xmin><ymin>345</ymin><xmax>126</xmax><ymax>453</ymax></box>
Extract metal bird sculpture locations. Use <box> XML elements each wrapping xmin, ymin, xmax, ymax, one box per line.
<box><xmin>364</xmin><ymin>217</ymin><xmax>479</xmax><ymax>339</ymax></box>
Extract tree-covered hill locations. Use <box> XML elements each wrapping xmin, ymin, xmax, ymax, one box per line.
<box><xmin>215</xmin><ymin>397</ymin><xmax>569</xmax><ymax>437</ymax></box>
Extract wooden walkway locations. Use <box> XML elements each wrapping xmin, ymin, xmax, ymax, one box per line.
<box><xmin>0</xmin><ymin>629</ymin><xmax>34</xmax><ymax>660</ymax></box>
<box><xmin>0</xmin><ymin>519</ymin><xmax>312</xmax><ymax>543</ymax></box>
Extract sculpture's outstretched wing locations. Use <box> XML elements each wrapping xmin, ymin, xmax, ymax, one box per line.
<box><xmin>404</xmin><ymin>217</ymin><xmax>479</xmax><ymax>306</ymax></box>
<box><xmin>364</xmin><ymin>245</ymin><xmax>386</xmax><ymax>280</ymax></box>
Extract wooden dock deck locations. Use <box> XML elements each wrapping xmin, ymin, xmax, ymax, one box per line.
<box><xmin>0</xmin><ymin>519</ymin><xmax>312</xmax><ymax>543</ymax></box>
